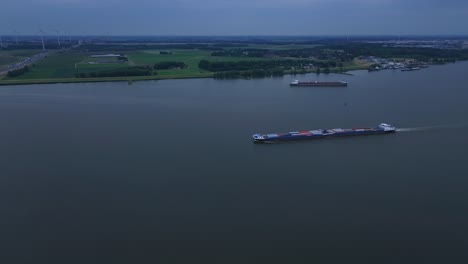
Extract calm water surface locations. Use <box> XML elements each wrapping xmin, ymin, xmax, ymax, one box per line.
<box><xmin>1</xmin><ymin>62</ymin><xmax>468</xmax><ymax>263</ymax></box>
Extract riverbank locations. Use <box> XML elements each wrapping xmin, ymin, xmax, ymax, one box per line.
<box><xmin>0</xmin><ymin>65</ymin><xmax>369</xmax><ymax>86</ymax></box>
<box><xmin>0</xmin><ymin>72</ymin><xmax>214</xmax><ymax>86</ymax></box>
<box><xmin>0</xmin><ymin>46</ymin><xmax>371</xmax><ymax>86</ymax></box>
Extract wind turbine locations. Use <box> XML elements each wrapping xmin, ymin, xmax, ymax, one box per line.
<box><xmin>55</xmin><ymin>29</ymin><xmax>61</xmax><ymax>47</ymax></box>
<box><xmin>39</xmin><ymin>28</ymin><xmax>46</xmax><ymax>51</ymax></box>
<box><xmin>14</xmin><ymin>29</ymin><xmax>19</xmax><ymax>45</ymax></box>
<box><xmin>62</xmin><ymin>28</ymin><xmax>72</xmax><ymax>46</ymax></box>
<box><xmin>9</xmin><ymin>25</ymin><xmax>19</xmax><ymax>45</ymax></box>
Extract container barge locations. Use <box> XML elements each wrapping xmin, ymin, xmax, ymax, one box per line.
<box><xmin>253</xmin><ymin>123</ymin><xmax>396</xmax><ymax>143</ymax></box>
<box><xmin>290</xmin><ymin>80</ymin><xmax>348</xmax><ymax>87</ymax></box>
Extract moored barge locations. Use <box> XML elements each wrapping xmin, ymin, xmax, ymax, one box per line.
<box><xmin>290</xmin><ymin>80</ymin><xmax>348</xmax><ymax>87</ymax></box>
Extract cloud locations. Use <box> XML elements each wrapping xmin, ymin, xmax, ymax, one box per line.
<box><xmin>170</xmin><ymin>0</ymin><xmax>394</xmax><ymax>9</ymax></box>
<box><xmin>0</xmin><ymin>0</ymin><xmax>467</xmax><ymax>35</ymax></box>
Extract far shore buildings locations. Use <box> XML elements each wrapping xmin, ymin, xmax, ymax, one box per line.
<box><xmin>88</xmin><ymin>54</ymin><xmax>128</xmax><ymax>64</ymax></box>
<box><xmin>90</xmin><ymin>54</ymin><xmax>121</xmax><ymax>58</ymax></box>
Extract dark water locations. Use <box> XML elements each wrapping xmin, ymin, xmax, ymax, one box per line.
<box><xmin>1</xmin><ymin>62</ymin><xmax>468</xmax><ymax>263</ymax></box>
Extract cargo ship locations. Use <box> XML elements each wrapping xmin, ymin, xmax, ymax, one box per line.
<box><xmin>252</xmin><ymin>123</ymin><xmax>396</xmax><ymax>143</ymax></box>
<box><xmin>290</xmin><ymin>80</ymin><xmax>348</xmax><ymax>87</ymax></box>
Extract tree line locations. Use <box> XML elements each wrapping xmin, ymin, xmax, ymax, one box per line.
<box><xmin>153</xmin><ymin>61</ymin><xmax>186</xmax><ymax>70</ymax></box>
<box><xmin>78</xmin><ymin>44</ymin><xmax>222</xmax><ymax>52</ymax></box>
<box><xmin>210</xmin><ymin>44</ymin><xmax>468</xmax><ymax>63</ymax></box>
<box><xmin>199</xmin><ymin>59</ymin><xmax>337</xmax><ymax>72</ymax></box>
<box><xmin>213</xmin><ymin>69</ymin><xmax>284</xmax><ymax>79</ymax></box>
<box><xmin>323</xmin><ymin>43</ymin><xmax>468</xmax><ymax>62</ymax></box>
<box><xmin>200</xmin><ymin>59</ymin><xmax>308</xmax><ymax>71</ymax></box>
<box><xmin>75</xmin><ymin>66</ymin><xmax>153</xmax><ymax>78</ymax></box>
<box><xmin>211</xmin><ymin>48</ymin><xmax>354</xmax><ymax>61</ymax></box>
<box><xmin>74</xmin><ymin>61</ymin><xmax>188</xmax><ymax>79</ymax></box>
<box><xmin>7</xmin><ymin>66</ymin><xmax>30</xmax><ymax>77</ymax></box>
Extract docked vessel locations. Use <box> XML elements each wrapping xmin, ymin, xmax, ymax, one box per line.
<box><xmin>401</xmin><ymin>67</ymin><xmax>421</xmax><ymax>71</ymax></box>
<box><xmin>252</xmin><ymin>123</ymin><xmax>396</xmax><ymax>143</ymax></box>
<box><xmin>290</xmin><ymin>80</ymin><xmax>348</xmax><ymax>87</ymax></box>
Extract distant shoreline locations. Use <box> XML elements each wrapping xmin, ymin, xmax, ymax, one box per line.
<box><xmin>3</xmin><ymin>63</ymin><xmax>463</xmax><ymax>86</ymax></box>
<box><xmin>0</xmin><ymin>67</ymin><xmax>366</xmax><ymax>86</ymax></box>
<box><xmin>4</xmin><ymin>41</ymin><xmax>465</xmax><ymax>86</ymax></box>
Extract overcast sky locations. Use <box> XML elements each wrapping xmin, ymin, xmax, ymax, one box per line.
<box><xmin>1</xmin><ymin>0</ymin><xmax>467</xmax><ymax>36</ymax></box>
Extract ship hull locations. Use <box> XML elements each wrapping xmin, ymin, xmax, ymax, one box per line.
<box><xmin>290</xmin><ymin>83</ymin><xmax>347</xmax><ymax>87</ymax></box>
<box><xmin>253</xmin><ymin>125</ymin><xmax>396</xmax><ymax>143</ymax></box>
<box><xmin>253</xmin><ymin>134</ymin><xmax>325</xmax><ymax>143</ymax></box>
<box><xmin>290</xmin><ymin>80</ymin><xmax>348</xmax><ymax>87</ymax></box>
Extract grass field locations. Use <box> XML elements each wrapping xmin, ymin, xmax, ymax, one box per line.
<box><xmin>127</xmin><ymin>49</ymin><xmax>279</xmax><ymax>76</ymax></box>
<box><xmin>0</xmin><ymin>49</ymin><xmax>42</xmax><ymax>67</ymax></box>
<box><xmin>6</xmin><ymin>52</ymin><xmax>130</xmax><ymax>80</ymax></box>
<box><xmin>5</xmin><ymin>49</ymin><xmax>241</xmax><ymax>80</ymax></box>
<box><xmin>0</xmin><ymin>72</ymin><xmax>214</xmax><ymax>86</ymax></box>
<box><xmin>244</xmin><ymin>44</ymin><xmax>320</xmax><ymax>50</ymax></box>
<box><xmin>9</xmin><ymin>53</ymin><xmax>84</xmax><ymax>79</ymax></box>
<box><xmin>0</xmin><ymin>56</ymin><xmax>18</xmax><ymax>66</ymax></box>
<box><xmin>127</xmin><ymin>50</ymin><xmax>210</xmax><ymax>75</ymax></box>
<box><xmin>0</xmin><ymin>46</ymin><xmax>367</xmax><ymax>85</ymax></box>
<box><xmin>0</xmin><ymin>50</ymin><xmax>41</xmax><ymax>57</ymax></box>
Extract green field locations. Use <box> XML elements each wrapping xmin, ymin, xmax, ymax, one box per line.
<box><xmin>6</xmin><ymin>52</ymin><xmax>130</xmax><ymax>80</ymax></box>
<box><xmin>3</xmin><ymin>49</ymin><xmax>274</xmax><ymax>81</ymax></box>
<box><xmin>0</xmin><ymin>49</ymin><xmax>42</xmax><ymax>67</ymax></box>
<box><xmin>0</xmin><ymin>50</ymin><xmax>41</xmax><ymax>57</ymax></box>
<box><xmin>0</xmin><ymin>72</ymin><xmax>214</xmax><ymax>86</ymax></box>
<box><xmin>127</xmin><ymin>49</ymin><xmax>276</xmax><ymax>76</ymax></box>
<box><xmin>9</xmin><ymin>53</ymin><xmax>84</xmax><ymax>79</ymax></box>
<box><xmin>0</xmin><ymin>45</ymin><xmax>368</xmax><ymax>85</ymax></box>
<box><xmin>127</xmin><ymin>50</ymin><xmax>209</xmax><ymax>76</ymax></box>
<box><xmin>0</xmin><ymin>56</ymin><xmax>18</xmax><ymax>66</ymax></box>
<box><xmin>244</xmin><ymin>44</ymin><xmax>320</xmax><ymax>50</ymax></box>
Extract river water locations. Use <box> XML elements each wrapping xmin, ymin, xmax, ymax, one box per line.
<box><xmin>1</xmin><ymin>62</ymin><xmax>468</xmax><ymax>263</ymax></box>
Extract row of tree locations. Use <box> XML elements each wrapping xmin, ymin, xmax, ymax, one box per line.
<box><xmin>210</xmin><ymin>44</ymin><xmax>468</xmax><ymax>63</ymax></box>
<box><xmin>74</xmin><ymin>61</ymin><xmax>187</xmax><ymax>79</ymax></box>
<box><xmin>78</xmin><ymin>44</ymin><xmax>222</xmax><ymax>52</ymax></box>
<box><xmin>7</xmin><ymin>66</ymin><xmax>30</xmax><ymax>77</ymax></box>
<box><xmin>211</xmin><ymin>49</ymin><xmax>268</xmax><ymax>58</ymax></box>
<box><xmin>211</xmin><ymin>48</ymin><xmax>354</xmax><ymax>61</ymax></box>
<box><xmin>214</xmin><ymin>69</ymin><xmax>284</xmax><ymax>79</ymax></box>
<box><xmin>199</xmin><ymin>59</ymin><xmax>316</xmax><ymax>72</ymax></box>
<box><xmin>213</xmin><ymin>67</ymin><xmax>341</xmax><ymax>79</ymax></box>
<box><xmin>199</xmin><ymin>59</ymin><xmax>341</xmax><ymax>72</ymax></box>
<box><xmin>75</xmin><ymin>66</ymin><xmax>153</xmax><ymax>78</ymax></box>
<box><xmin>326</xmin><ymin>43</ymin><xmax>468</xmax><ymax>61</ymax></box>
<box><xmin>153</xmin><ymin>61</ymin><xmax>186</xmax><ymax>70</ymax></box>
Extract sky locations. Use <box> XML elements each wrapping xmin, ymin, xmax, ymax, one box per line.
<box><xmin>0</xmin><ymin>0</ymin><xmax>467</xmax><ymax>36</ymax></box>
